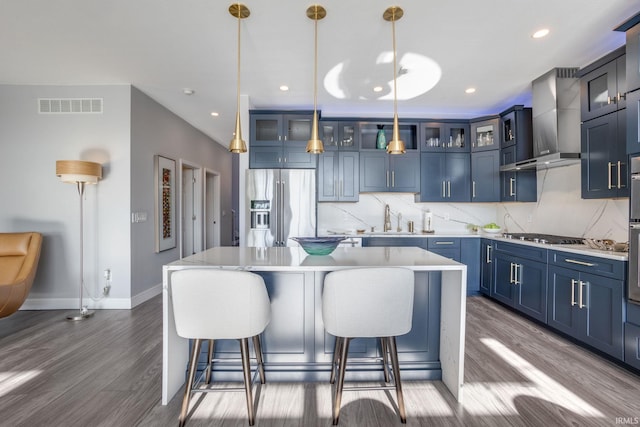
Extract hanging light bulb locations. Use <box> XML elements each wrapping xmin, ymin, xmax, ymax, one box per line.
<box><xmin>306</xmin><ymin>5</ymin><xmax>326</xmax><ymax>154</ymax></box>
<box><xmin>384</xmin><ymin>6</ymin><xmax>406</xmax><ymax>155</ymax></box>
<box><xmin>228</xmin><ymin>3</ymin><xmax>250</xmax><ymax>153</ymax></box>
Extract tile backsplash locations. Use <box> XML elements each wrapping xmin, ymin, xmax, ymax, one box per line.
<box><xmin>318</xmin><ymin>164</ymin><xmax>629</xmax><ymax>242</ymax></box>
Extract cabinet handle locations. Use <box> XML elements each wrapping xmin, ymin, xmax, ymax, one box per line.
<box><xmin>564</xmin><ymin>258</ymin><xmax>595</xmax><ymax>267</ymax></box>
<box><xmin>509</xmin><ymin>263</ymin><xmax>514</xmax><ymax>284</ymax></box>
<box><xmin>386</xmin><ymin>171</ymin><xmax>390</xmax><ymax>188</ymax></box>
<box><xmin>509</xmin><ymin>177</ymin><xmax>516</xmax><ymax>197</ymax></box>
<box><xmin>617</xmin><ymin>160</ymin><xmax>622</xmax><ymax>189</ymax></box>
<box><xmin>334</xmin><ymin>181</ymin><xmax>338</xmax><ymax>197</ymax></box>
<box><xmin>608</xmin><ymin>162</ymin><xmax>613</xmax><ymax>189</ymax></box>
<box><xmin>448</xmin><ymin>181</ymin><xmax>451</xmax><ymax>198</ymax></box>
<box><xmin>570</xmin><ymin>279</ymin><xmax>577</xmax><ymax>306</ymax></box>
<box><xmin>442</xmin><ymin>181</ymin><xmax>446</xmax><ymax>198</ymax></box>
<box><xmin>435</xmin><ymin>241</ymin><xmax>454</xmax><ymax>245</ymax></box>
<box><xmin>618</xmin><ymin>92</ymin><xmax>626</xmax><ymax>101</ymax></box>
<box><xmin>392</xmin><ymin>171</ymin><xmax>395</xmax><ymax>188</ymax></box>
<box><xmin>607</xmin><ymin>96</ymin><xmax>617</xmax><ymax>105</ymax></box>
<box><xmin>486</xmin><ymin>245</ymin><xmax>492</xmax><ymax>264</ymax></box>
<box><xmin>340</xmin><ymin>180</ymin><xmax>344</xmax><ymax>197</ymax></box>
<box><xmin>514</xmin><ymin>264</ymin><xmax>521</xmax><ymax>285</ymax></box>
<box><xmin>278</xmin><ymin>157</ymin><xmax>282</xmax><ymax>163</ymax></box>
<box><xmin>472</xmin><ymin>181</ymin><xmax>476</xmax><ymax>198</ymax></box>
<box><xmin>579</xmin><ymin>280</ymin><xmax>586</xmax><ymax>309</ymax></box>
<box><xmin>283</xmin><ymin>157</ymin><xmax>287</xmax><ymax>163</ymax></box>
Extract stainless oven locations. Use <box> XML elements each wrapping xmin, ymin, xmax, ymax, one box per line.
<box><xmin>629</xmin><ymin>156</ymin><xmax>640</xmax><ymax>304</ymax></box>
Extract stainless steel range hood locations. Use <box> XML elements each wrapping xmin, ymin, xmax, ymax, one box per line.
<box><xmin>501</xmin><ymin>68</ymin><xmax>581</xmax><ymax>171</ymax></box>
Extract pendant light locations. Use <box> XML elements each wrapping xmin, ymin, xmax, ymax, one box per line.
<box><xmin>384</xmin><ymin>6</ymin><xmax>406</xmax><ymax>154</ymax></box>
<box><xmin>228</xmin><ymin>3</ymin><xmax>250</xmax><ymax>153</ymax></box>
<box><xmin>306</xmin><ymin>5</ymin><xmax>326</xmax><ymax>154</ymax></box>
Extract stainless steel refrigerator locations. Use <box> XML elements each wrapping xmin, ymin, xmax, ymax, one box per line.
<box><xmin>246</xmin><ymin>169</ymin><xmax>316</xmax><ymax>247</ymax></box>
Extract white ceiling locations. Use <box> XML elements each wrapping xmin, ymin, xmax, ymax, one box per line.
<box><xmin>2</xmin><ymin>1</ymin><xmax>640</xmax><ymax>148</ymax></box>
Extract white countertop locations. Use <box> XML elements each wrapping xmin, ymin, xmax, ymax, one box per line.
<box><xmin>166</xmin><ymin>246</ymin><xmax>465</xmax><ymax>272</ymax></box>
<box><xmin>490</xmin><ymin>236</ymin><xmax>628</xmax><ymax>261</ymax></box>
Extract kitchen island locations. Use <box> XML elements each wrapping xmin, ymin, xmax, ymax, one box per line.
<box><xmin>162</xmin><ymin>246</ymin><xmax>467</xmax><ymax>405</ymax></box>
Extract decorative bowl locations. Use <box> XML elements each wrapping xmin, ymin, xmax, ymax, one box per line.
<box><xmin>290</xmin><ymin>236</ymin><xmax>347</xmax><ymax>256</ymax></box>
<box><xmin>483</xmin><ymin>227</ymin><xmax>502</xmax><ymax>234</ymax></box>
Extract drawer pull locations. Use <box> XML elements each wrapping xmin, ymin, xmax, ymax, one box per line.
<box><xmin>564</xmin><ymin>259</ymin><xmax>595</xmax><ymax>267</ymax></box>
<box><xmin>434</xmin><ymin>241</ymin><xmax>454</xmax><ymax>245</ymax></box>
<box><xmin>570</xmin><ymin>279</ymin><xmax>577</xmax><ymax>306</ymax></box>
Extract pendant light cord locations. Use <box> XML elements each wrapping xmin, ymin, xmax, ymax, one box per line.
<box><xmin>236</xmin><ymin>8</ymin><xmax>241</xmax><ymax>116</ymax></box>
<box><xmin>392</xmin><ymin>10</ymin><xmax>398</xmax><ymax>119</ymax></box>
<box><xmin>313</xmin><ymin>7</ymin><xmax>318</xmax><ymax>114</ymax></box>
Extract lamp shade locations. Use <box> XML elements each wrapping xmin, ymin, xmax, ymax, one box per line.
<box><xmin>56</xmin><ymin>160</ymin><xmax>102</xmax><ymax>184</ymax></box>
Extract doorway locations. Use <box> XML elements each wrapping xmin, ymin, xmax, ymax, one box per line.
<box><xmin>204</xmin><ymin>169</ymin><xmax>221</xmax><ymax>249</ymax></box>
<box><xmin>181</xmin><ymin>162</ymin><xmax>202</xmax><ymax>258</ymax></box>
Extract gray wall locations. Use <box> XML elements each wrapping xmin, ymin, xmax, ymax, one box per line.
<box><xmin>0</xmin><ymin>84</ymin><xmax>132</xmax><ymax>307</ymax></box>
<box><xmin>0</xmin><ymin>84</ymin><xmax>233</xmax><ymax>309</ymax></box>
<box><xmin>130</xmin><ymin>87</ymin><xmax>233</xmax><ymax>298</ymax></box>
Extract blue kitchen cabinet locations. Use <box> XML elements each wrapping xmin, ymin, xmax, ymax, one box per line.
<box><xmin>580</xmin><ymin>49</ymin><xmax>626</xmax><ymax>122</ymax></box>
<box><xmin>471</xmin><ymin>150</ymin><xmax>500</xmax><ymax>202</ymax></box>
<box><xmin>625</xmin><ymin>302</ymin><xmax>640</xmax><ymax>370</ymax></box>
<box><xmin>492</xmin><ymin>241</ymin><xmax>548</xmax><ymax>322</ymax></box>
<box><xmin>547</xmin><ymin>250</ymin><xmax>625</xmax><ymax>360</ymax></box>
<box><xmin>500</xmin><ymin>106</ymin><xmax>533</xmax><ymax>153</ymax></box>
<box><xmin>418</xmin><ymin>152</ymin><xmax>470</xmax><ymax>202</ymax></box>
<box><xmin>420</xmin><ymin>121</ymin><xmax>470</xmax><ymax>153</ymax></box>
<box><xmin>581</xmin><ymin>111</ymin><xmax>628</xmax><ymax>198</ymax></box>
<box><xmin>317</xmin><ymin>151</ymin><xmax>359</xmax><ymax>202</ymax></box>
<box><xmin>626</xmin><ymin>89</ymin><xmax>640</xmax><ymax>154</ymax></box>
<box><xmin>501</xmin><ymin>170</ymin><xmax>537</xmax><ymax>202</ymax></box>
<box><xmin>618</xmin><ymin>15</ymin><xmax>640</xmax><ymax>92</ymax></box>
<box><xmin>479</xmin><ymin>239</ymin><xmax>493</xmax><ymax>296</ymax></box>
<box><xmin>318</xmin><ymin>120</ymin><xmax>358</xmax><ymax>151</ymax></box>
<box><xmin>249</xmin><ymin>111</ymin><xmax>317</xmax><ymax>168</ymax></box>
<box><xmin>461</xmin><ymin>238</ymin><xmax>480</xmax><ymax>295</ymax></box>
<box><xmin>470</xmin><ymin>117</ymin><xmax>499</xmax><ymax>152</ymax></box>
<box><xmin>359</xmin><ymin>151</ymin><xmax>420</xmax><ymax>193</ymax></box>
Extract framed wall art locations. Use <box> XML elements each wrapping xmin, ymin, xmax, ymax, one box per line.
<box><xmin>154</xmin><ymin>155</ymin><xmax>176</xmax><ymax>252</ymax></box>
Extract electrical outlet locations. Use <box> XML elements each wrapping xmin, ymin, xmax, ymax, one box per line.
<box><xmin>103</xmin><ymin>268</ymin><xmax>111</xmax><ymax>296</ymax></box>
<box><xmin>104</xmin><ymin>269</ymin><xmax>111</xmax><ymax>281</ymax></box>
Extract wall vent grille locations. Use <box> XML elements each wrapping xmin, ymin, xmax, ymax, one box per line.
<box><xmin>38</xmin><ymin>98</ymin><xmax>103</xmax><ymax>114</ymax></box>
<box><xmin>555</xmin><ymin>67</ymin><xmax>579</xmax><ymax>79</ymax></box>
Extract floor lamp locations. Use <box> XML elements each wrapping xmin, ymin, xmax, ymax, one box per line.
<box><xmin>56</xmin><ymin>160</ymin><xmax>102</xmax><ymax>321</ymax></box>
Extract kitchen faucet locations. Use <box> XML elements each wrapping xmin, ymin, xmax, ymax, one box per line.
<box><xmin>384</xmin><ymin>204</ymin><xmax>392</xmax><ymax>232</ymax></box>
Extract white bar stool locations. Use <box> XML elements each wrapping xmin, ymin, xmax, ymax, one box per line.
<box><xmin>170</xmin><ymin>269</ymin><xmax>271</xmax><ymax>426</ymax></box>
<box><xmin>322</xmin><ymin>267</ymin><xmax>414</xmax><ymax>425</ymax></box>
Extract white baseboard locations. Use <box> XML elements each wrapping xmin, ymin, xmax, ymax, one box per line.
<box><xmin>20</xmin><ymin>283</ymin><xmax>162</xmax><ymax>310</ymax></box>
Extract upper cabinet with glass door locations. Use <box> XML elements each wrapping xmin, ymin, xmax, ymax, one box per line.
<box><xmin>470</xmin><ymin>117</ymin><xmax>499</xmax><ymax>152</ymax></box>
<box><xmin>250</xmin><ymin>111</ymin><xmax>314</xmax><ymax>146</ymax></box>
<box><xmin>579</xmin><ymin>47</ymin><xmax>626</xmax><ymax>122</ymax></box>
<box><xmin>420</xmin><ymin>121</ymin><xmax>470</xmax><ymax>152</ymax></box>
<box><xmin>319</xmin><ymin>120</ymin><xmax>358</xmax><ymax>151</ymax></box>
<box><xmin>358</xmin><ymin>121</ymin><xmax>418</xmax><ymax>151</ymax></box>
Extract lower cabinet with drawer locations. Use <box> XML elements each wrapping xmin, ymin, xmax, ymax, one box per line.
<box><xmin>547</xmin><ymin>250</ymin><xmax>625</xmax><ymax>360</ymax></box>
<box><xmin>492</xmin><ymin>241</ymin><xmax>548</xmax><ymax>322</ymax></box>
<box><xmin>624</xmin><ymin>302</ymin><xmax>640</xmax><ymax>369</ymax></box>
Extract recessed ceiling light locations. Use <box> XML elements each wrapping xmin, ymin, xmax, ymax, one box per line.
<box><xmin>465</xmin><ymin>87</ymin><xmax>476</xmax><ymax>94</ymax></box>
<box><xmin>532</xmin><ymin>28</ymin><xmax>550</xmax><ymax>39</ymax></box>
<box><xmin>279</xmin><ymin>85</ymin><xmax>289</xmax><ymax>91</ymax></box>
<box><xmin>183</xmin><ymin>88</ymin><xmax>195</xmax><ymax>95</ymax></box>
<box><xmin>373</xmin><ymin>86</ymin><xmax>383</xmax><ymax>92</ymax></box>
<box><xmin>210</xmin><ymin>112</ymin><xmax>219</xmax><ymax>117</ymax></box>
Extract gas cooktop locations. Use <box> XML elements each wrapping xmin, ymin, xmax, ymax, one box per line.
<box><xmin>501</xmin><ymin>233</ymin><xmax>585</xmax><ymax>245</ymax></box>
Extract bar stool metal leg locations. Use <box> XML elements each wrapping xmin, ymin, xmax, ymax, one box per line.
<box><xmin>330</xmin><ymin>336</ymin><xmax>343</xmax><ymax>384</ymax></box>
<box><xmin>333</xmin><ymin>337</ymin><xmax>350</xmax><ymax>425</ymax></box>
<box><xmin>240</xmin><ymin>338</ymin><xmax>256</xmax><ymax>426</ymax></box>
<box><xmin>179</xmin><ymin>339</ymin><xmax>202</xmax><ymax>427</ymax></box>
<box><xmin>388</xmin><ymin>336</ymin><xmax>406</xmax><ymax>423</ymax></box>
<box><xmin>205</xmin><ymin>339</ymin><xmax>215</xmax><ymax>384</ymax></box>
<box><xmin>253</xmin><ymin>335</ymin><xmax>266</xmax><ymax>384</ymax></box>
<box><xmin>380</xmin><ymin>337</ymin><xmax>390</xmax><ymax>383</ymax></box>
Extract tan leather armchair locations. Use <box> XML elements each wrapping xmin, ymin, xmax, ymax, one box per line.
<box><xmin>0</xmin><ymin>232</ymin><xmax>42</xmax><ymax>318</ymax></box>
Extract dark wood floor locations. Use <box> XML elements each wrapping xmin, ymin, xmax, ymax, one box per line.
<box><xmin>1</xmin><ymin>295</ymin><xmax>639</xmax><ymax>426</ymax></box>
